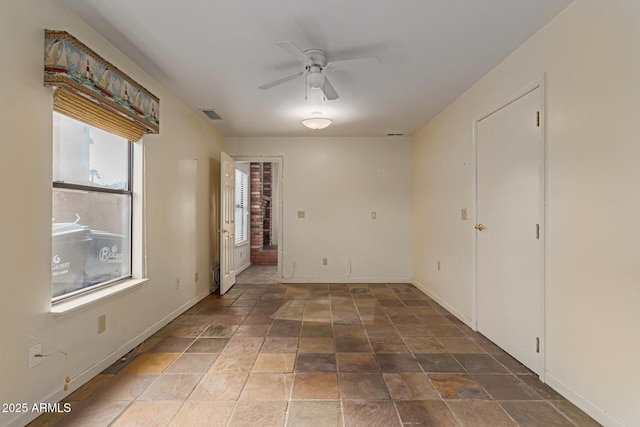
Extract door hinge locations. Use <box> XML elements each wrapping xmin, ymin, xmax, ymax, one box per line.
<box><xmin>536</xmin><ymin>337</ymin><xmax>540</xmax><ymax>353</ymax></box>
<box><xmin>536</xmin><ymin>111</ymin><xmax>540</xmax><ymax>127</ymax></box>
<box><xmin>536</xmin><ymin>224</ymin><xmax>540</xmax><ymax>239</ymax></box>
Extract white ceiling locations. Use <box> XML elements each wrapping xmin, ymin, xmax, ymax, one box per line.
<box><xmin>62</xmin><ymin>0</ymin><xmax>572</xmax><ymax>137</ymax></box>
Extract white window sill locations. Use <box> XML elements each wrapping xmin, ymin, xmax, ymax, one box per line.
<box><xmin>51</xmin><ymin>278</ymin><xmax>148</xmax><ymax>316</ymax></box>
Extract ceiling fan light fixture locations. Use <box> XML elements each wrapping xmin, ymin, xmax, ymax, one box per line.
<box><xmin>307</xmin><ymin>71</ymin><xmax>325</xmax><ymax>89</ymax></box>
<box><xmin>302</xmin><ymin>117</ymin><xmax>332</xmax><ymax>130</ymax></box>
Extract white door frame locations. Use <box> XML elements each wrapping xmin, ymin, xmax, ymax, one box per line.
<box><xmin>472</xmin><ymin>75</ymin><xmax>547</xmax><ymax>380</ymax></box>
<box><xmin>231</xmin><ymin>156</ymin><xmax>284</xmax><ymax>281</ymax></box>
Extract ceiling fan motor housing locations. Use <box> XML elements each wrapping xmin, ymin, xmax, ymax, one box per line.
<box><xmin>304</xmin><ymin>49</ymin><xmax>327</xmax><ymax>67</ymax></box>
<box><xmin>259</xmin><ymin>42</ymin><xmax>340</xmax><ymax>100</ymax></box>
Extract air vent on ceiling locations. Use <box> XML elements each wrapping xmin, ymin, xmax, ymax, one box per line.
<box><xmin>202</xmin><ymin>109</ymin><xmax>222</xmax><ymax>120</ymax></box>
<box><xmin>387</xmin><ymin>133</ymin><xmax>404</xmax><ymax>136</ymax></box>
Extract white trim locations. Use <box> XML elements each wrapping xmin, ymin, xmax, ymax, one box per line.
<box><xmin>135</xmin><ymin>139</ymin><xmax>147</xmax><ymax>280</ymax></box>
<box><xmin>234</xmin><ymin>168</ymin><xmax>249</xmax><ymax>245</ymax></box>
<box><xmin>412</xmin><ymin>278</ymin><xmax>473</xmax><ymax>328</ymax></box>
<box><xmin>230</xmin><ymin>156</ymin><xmax>284</xmax><ymax>281</ymax></box>
<box><xmin>51</xmin><ymin>278</ymin><xmax>148</xmax><ymax>315</ymax></box>
<box><xmin>540</xmin><ymin>73</ymin><xmax>549</xmax><ymax>383</ymax></box>
<box><xmin>280</xmin><ymin>277</ymin><xmax>412</xmax><ymax>284</ymax></box>
<box><xmin>471</xmin><ymin>110</ymin><xmax>478</xmax><ymax>331</ymax></box>
<box><xmin>236</xmin><ymin>261</ymin><xmax>252</xmax><ymax>275</ymax></box>
<box><xmin>545</xmin><ymin>373</ymin><xmax>625</xmax><ymax>427</ymax></box>
<box><xmin>475</xmin><ymin>78</ymin><xmax>543</xmax><ymax>123</ymax></box>
<box><xmin>51</xmin><ymin>138</ymin><xmax>147</xmax><ymax>314</ymax></box>
<box><xmin>13</xmin><ymin>288</ymin><xmax>212</xmax><ymax>427</ymax></box>
<box><xmin>472</xmin><ymin>76</ymin><xmax>547</xmax><ymax>378</ymax></box>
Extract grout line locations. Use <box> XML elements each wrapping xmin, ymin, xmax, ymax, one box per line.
<box><xmin>37</xmin><ymin>271</ymin><xmax>596</xmax><ymax>427</ymax></box>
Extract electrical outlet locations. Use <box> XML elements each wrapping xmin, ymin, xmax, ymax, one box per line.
<box><xmin>98</xmin><ymin>315</ymin><xmax>106</xmax><ymax>334</ymax></box>
<box><xmin>29</xmin><ymin>344</ymin><xmax>42</xmax><ymax>368</ymax></box>
<box><xmin>175</xmin><ymin>277</ymin><xmax>181</xmax><ymax>289</ymax></box>
<box><xmin>297</xmin><ymin>211</ymin><xmax>305</xmax><ymax>219</ymax></box>
<box><xmin>322</xmin><ymin>258</ymin><xmax>328</xmax><ymax>266</ymax></box>
<box><xmin>371</xmin><ymin>212</ymin><xmax>377</xmax><ymax>219</ymax></box>
<box><xmin>437</xmin><ymin>261</ymin><xmax>441</xmax><ymax>271</ymax></box>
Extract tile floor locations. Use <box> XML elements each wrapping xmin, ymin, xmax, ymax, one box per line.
<box><xmin>30</xmin><ymin>266</ymin><xmax>600</xmax><ymax>426</ymax></box>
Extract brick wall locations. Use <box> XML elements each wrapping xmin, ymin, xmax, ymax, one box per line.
<box><xmin>250</xmin><ymin>162</ymin><xmax>277</xmax><ymax>266</ymax></box>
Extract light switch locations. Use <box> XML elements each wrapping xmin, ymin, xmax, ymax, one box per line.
<box><xmin>371</xmin><ymin>212</ymin><xmax>377</xmax><ymax>220</ymax></box>
<box><xmin>461</xmin><ymin>208</ymin><xmax>468</xmax><ymax>221</ymax></box>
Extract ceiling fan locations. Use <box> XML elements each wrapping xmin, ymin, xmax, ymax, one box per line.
<box><xmin>259</xmin><ymin>41</ymin><xmax>379</xmax><ymax>101</ymax></box>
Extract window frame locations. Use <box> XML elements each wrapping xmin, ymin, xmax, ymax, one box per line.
<box><xmin>51</xmin><ymin>117</ymin><xmax>134</xmax><ymax>303</ymax></box>
<box><xmin>234</xmin><ymin>168</ymin><xmax>249</xmax><ymax>246</ymax></box>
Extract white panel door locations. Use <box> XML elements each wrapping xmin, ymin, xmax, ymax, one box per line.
<box><xmin>476</xmin><ymin>87</ymin><xmax>543</xmax><ymax>375</ymax></box>
<box><xmin>220</xmin><ymin>152</ymin><xmax>236</xmax><ymax>295</ymax></box>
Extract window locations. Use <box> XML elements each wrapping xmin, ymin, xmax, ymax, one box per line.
<box><xmin>235</xmin><ymin>169</ymin><xmax>249</xmax><ymax>245</ymax></box>
<box><xmin>52</xmin><ymin>112</ymin><xmax>132</xmax><ymax>300</ymax></box>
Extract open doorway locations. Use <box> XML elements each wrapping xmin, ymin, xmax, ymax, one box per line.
<box><xmin>249</xmin><ymin>162</ymin><xmax>278</xmax><ymax>266</ymax></box>
<box><xmin>233</xmin><ymin>159</ymin><xmax>281</xmax><ymax>281</ymax></box>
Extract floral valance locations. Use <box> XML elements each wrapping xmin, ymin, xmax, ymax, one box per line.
<box><xmin>44</xmin><ymin>30</ymin><xmax>159</xmax><ymax>139</ymax></box>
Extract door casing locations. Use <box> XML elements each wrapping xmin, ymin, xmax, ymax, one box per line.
<box><xmin>472</xmin><ymin>76</ymin><xmax>547</xmax><ymax>380</ymax></box>
<box><xmin>231</xmin><ymin>156</ymin><xmax>284</xmax><ymax>281</ymax></box>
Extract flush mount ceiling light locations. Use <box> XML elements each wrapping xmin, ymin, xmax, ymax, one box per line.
<box><xmin>302</xmin><ymin>113</ymin><xmax>332</xmax><ymax>130</ymax></box>
<box><xmin>302</xmin><ymin>117</ymin><xmax>332</xmax><ymax>129</ymax></box>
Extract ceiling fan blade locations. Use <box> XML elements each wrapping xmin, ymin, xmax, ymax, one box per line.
<box><xmin>259</xmin><ymin>71</ymin><xmax>304</xmax><ymax>90</ymax></box>
<box><xmin>321</xmin><ymin>76</ymin><xmax>339</xmax><ymax>100</ymax></box>
<box><xmin>277</xmin><ymin>41</ymin><xmax>312</xmax><ymax>66</ymax></box>
<box><xmin>325</xmin><ymin>56</ymin><xmax>380</xmax><ymax>71</ymax></box>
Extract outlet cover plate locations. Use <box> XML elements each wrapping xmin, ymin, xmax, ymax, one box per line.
<box><xmin>98</xmin><ymin>315</ymin><xmax>106</xmax><ymax>334</ymax></box>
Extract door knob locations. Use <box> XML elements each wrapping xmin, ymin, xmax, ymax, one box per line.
<box><xmin>475</xmin><ymin>224</ymin><xmax>484</xmax><ymax>231</ymax></box>
<box><xmin>218</xmin><ymin>229</ymin><xmax>228</xmax><ymax>234</ymax></box>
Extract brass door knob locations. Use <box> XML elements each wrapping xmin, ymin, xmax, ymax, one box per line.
<box><xmin>475</xmin><ymin>224</ymin><xmax>484</xmax><ymax>231</ymax></box>
<box><xmin>218</xmin><ymin>229</ymin><xmax>228</xmax><ymax>234</ymax></box>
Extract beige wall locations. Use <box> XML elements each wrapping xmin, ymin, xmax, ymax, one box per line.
<box><xmin>227</xmin><ymin>137</ymin><xmax>412</xmax><ymax>283</ymax></box>
<box><xmin>411</xmin><ymin>1</ymin><xmax>640</xmax><ymax>425</ymax></box>
<box><xmin>0</xmin><ymin>1</ymin><xmax>223</xmax><ymax>425</ymax></box>
<box><xmin>3</xmin><ymin>0</ymin><xmax>638</xmax><ymax>425</ymax></box>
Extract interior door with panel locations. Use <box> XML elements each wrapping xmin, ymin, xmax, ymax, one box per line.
<box><xmin>476</xmin><ymin>86</ymin><xmax>544</xmax><ymax>375</ymax></box>
<box><xmin>220</xmin><ymin>152</ymin><xmax>236</xmax><ymax>294</ymax></box>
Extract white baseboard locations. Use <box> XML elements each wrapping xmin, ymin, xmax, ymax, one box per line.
<box><xmin>280</xmin><ymin>277</ymin><xmax>412</xmax><ymax>284</ymax></box>
<box><xmin>411</xmin><ymin>278</ymin><xmax>473</xmax><ymax>328</ymax></box>
<box><xmin>544</xmin><ymin>373</ymin><xmax>625</xmax><ymax>427</ymax></box>
<box><xmin>236</xmin><ymin>262</ymin><xmax>252</xmax><ymax>275</ymax></box>
<box><xmin>10</xmin><ymin>288</ymin><xmax>212</xmax><ymax>427</ymax></box>
<box><xmin>410</xmin><ymin>278</ymin><xmax>622</xmax><ymax>427</ymax></box>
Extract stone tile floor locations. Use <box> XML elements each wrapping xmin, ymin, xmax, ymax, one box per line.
<box><xmin>30</xmin><ymin>266</ymin><xmax>601</xmax><ymax>426</ymax></box>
